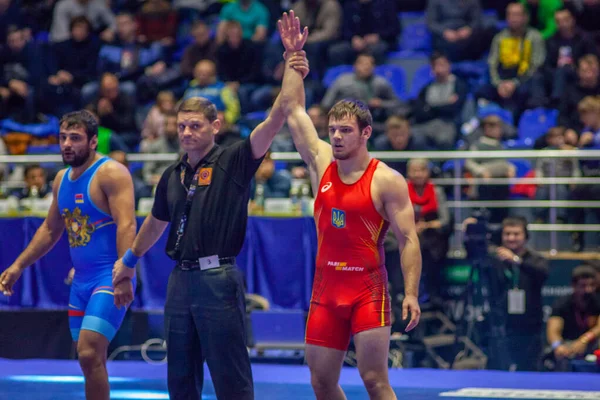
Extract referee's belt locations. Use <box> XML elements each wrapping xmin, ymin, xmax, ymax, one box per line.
<box><xmin>177</xmin><ymin>256</ymin><xmax>236</xmax><ymax>271</ymax></box>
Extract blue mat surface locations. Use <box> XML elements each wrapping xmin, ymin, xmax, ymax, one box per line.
<box><xmin>0</xmin><ymin>359</ymin><xmax>599</xmax><ymax>399</ymax></box>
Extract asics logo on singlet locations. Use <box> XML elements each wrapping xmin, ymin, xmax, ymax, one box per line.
<box><xmin>321</xmin><ymin>182</ymin><xmax>332</xmax><ymax>193</ymax></box>
<box><xmin>327</xmin><ymin>261</ymin><xmax>364</xmax><ymax>272</ymax></box>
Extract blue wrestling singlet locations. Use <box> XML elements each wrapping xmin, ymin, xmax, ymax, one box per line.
<box><xmin>57</xmin><ymin>156</ymin><xmax>135</xmax><ymax>342</ymax></box>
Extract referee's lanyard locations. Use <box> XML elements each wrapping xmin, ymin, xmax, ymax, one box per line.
<box><xmin>173</xmin><ymin>167</ymin><xmax>201</xmax><ymax>254</ymax></box>
<box><xmin>504</xmin><ymin>265</ymin><xmax>520</xmax><ymax>289</ymax></box>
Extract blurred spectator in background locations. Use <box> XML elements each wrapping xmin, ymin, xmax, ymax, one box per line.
<box><xmin>135</xmin><ymin>0</ymin><xmax>177</xmax><ymax>44</ymax></box>
<box><xmin>412</xmin><ymin>52</ymin><xmax>469</xmax><ymax>150</ymax></box>
<box><xmin>564</xmin><ymin>0</ymin><xmax>600</xmax><ymax>42</ymax></box>
<box><xmin>465</xmin><ymin>113</ymin><xmax>516</xmax><ymax>223</ymax></box>
<box><xmin>476</xmin><ymin>2</ymin><xmax>546</xmax><ymax>119</ymax></box>
<box><xmin>327</xmin><ymin>0</ymin><xmax>400</xmax><ymax>66</ymax></box>
<box><xmin>87</xmin><ymin>73</ymin><xmax>138</xmax><ymax>151</ymax></box>
<box><xmin>547</xmin><ymin>265</ymin><xmax>600</xmax><ymax>371</ymax></box>
<box><xmin>40</xmin><ymin>16</ymin><xmax>100</xmax><ymax>117</ymax></box>
<box><xmin>109</xmin><ymin>150</ymin><xmax>151</xmax><ymax>208</ymax></box>
<box><xmin>570</xmin><ymin>95</ymin><xmax>600</xmax><ymax>250</ymax></box>
<box><xmin>249</xmin><ymin>151</ymin><xmax>292</xmax><ymax>212</ymax></box>
<box><xmin>7</xmin><ymin>164</ymin><xmax>51</xmax><ymax>200</ymax></box>
<box><xmin>543</xmin><ymin>8</ymin><xmax>596</xmax><ymax>105</ymax></box>
<box><xmin>216</xmin><ymin>20</ymin><xmax>262</xmax><ymax>113</ymax></box>
<box><xmin>0</xmin><ymin>25</ymin><xmax>41</xmax><ymax>123</ymax></box>
<box><xmin>406</xmin><ymin>158</ymin><xmax>450</xmax><ymax>306</ymax></box>
<box><xmin>534</xmin><ymin>127</ymin><xmax>579</xmax><ymax>223</ymax></box>
<box><xmin>292</xmin><ymin>0</ymin><xmax>342</xmax><ymax>78</ymax></box>
<box><xmin>142</xmin><ymin>112</ymin><xmax>180</xmax><ymax>186</ymax></box>
<box><xmin>519</xmin><ymin>0</ymin><xmax>562</xmax><ymax>39</ymax></box>
<box><xmin>84</xmin><ymin>12</ymin><xmax>165</xmax><ymax>103</ymax></box>
<box><xmin>215</xmin><ymin>110</ymin><xmax>244</xmax><ymax>147</ymax></box>
<box><xmin>180</xmin><ymin>20</ymin><xmax>217</xmax><ymax>79</ymax></box>
<box><xmin>216</xmin><ymin>0</ymin><xmax>269</xmax><ymax>45</ymax></box>
<box><xmin>321</xmin><ymin>53</ymin><xmax>404</xmax><ymax>123</ymax></box>
<box><xmin>373</xmin><ymin>116</ymin><xmax>427</xmax><ymax>176</ymax></box>
<box><xmin>140</xmin><ymin>91</ymin><xmax>176</xmax><ymax>148</ymax></box>
<box><xmin>50</xmin><ymin>0</ymin><xmax>115</xmax><ymax>43</ymax></box>
<box><xmin>558</xmin><ymin>54</ymin><xmax>600</xmax><ymax>135</ymax></box>
<box><xmin>0</xmin><ymin>0</ymin><xmax>26</xmax><ymax>45</ymax></box>
<box><xmin>183</xmin><ymin>59</ymin><xmax>241</xmax><ymax>124</ymax></box>
<box><xmin>426</xmin><ymin>0</ymin><xmax>489</xmax><ymax>62</ymax></box>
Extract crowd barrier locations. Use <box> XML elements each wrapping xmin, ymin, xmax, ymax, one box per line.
<box><xmin>2</xmin><ymin>149</ymin><xmax>598</xmax><ymax>253</ymax></box>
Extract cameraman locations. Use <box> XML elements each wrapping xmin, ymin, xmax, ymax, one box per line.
<box><xmin>494</xmin><ymin>216</ymin><xmax>549</xmax><ymax>371</ymax></box>
<box><xmin>465</xmin><ymin>215</ymin><xmax>549</xmax><ymax>371</ymax></box>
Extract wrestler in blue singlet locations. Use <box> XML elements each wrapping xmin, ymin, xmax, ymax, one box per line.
<box><xmin>57</xmin><ymin>156</ymin><xmax>134</xmax><ymax>341</ymax></box>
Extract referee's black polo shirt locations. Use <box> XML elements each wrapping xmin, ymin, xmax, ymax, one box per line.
<box><xmin>151</xmin><ymin>137</ymin><xmax>264</xmax><ymax>261</ymax></box>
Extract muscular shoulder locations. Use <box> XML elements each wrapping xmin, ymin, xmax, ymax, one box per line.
<box><xmin>96</xmin><ymin>159</ymin><xmax>133</xmax><ymax>191</ymax></box>
<box><xmin>52</xmin><ymin>168</ymin><xmax>69</xmax><ymax>194</ymax></box>
<box><xmin>373</xmin><ymin>162</ymin><xmax>408</xmax><ymax>195</ymax></box>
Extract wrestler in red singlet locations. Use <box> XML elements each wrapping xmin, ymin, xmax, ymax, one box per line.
<box><xmin>306</xmin><ymin>158</ymin><xmax>391</xmax><ymax>351</ymax></box>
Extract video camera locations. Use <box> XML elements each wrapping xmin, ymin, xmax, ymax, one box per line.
<box><xmin>464</xmin><ymin>209</ymin><xmax>492</xmax><ymax>259</ymax></box>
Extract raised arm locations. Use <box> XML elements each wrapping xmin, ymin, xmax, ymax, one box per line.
<box><xmin>249</xmin><ymin>10</ymin><xmax>309</xmax><ymax>159</ymax></box>
<box><xmin>280</xmin><ymin>12</ymin><xmax>333</xmax><ymax>195</ymax></box>
<box><xmin>378</xmin><ymin>166</ymin><xmax>422</xmax><ymax>331</ymax></box>
<box><xmin>0</xmin><ymin>169</ymin><xmax>67</xmax><ymax>295</ymax></box>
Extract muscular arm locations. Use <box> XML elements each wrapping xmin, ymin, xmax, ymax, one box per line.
<box><xmin>546</xmin><ymin>316</ymin><xmax>564</xmax><ymax>344</ymax></box>
<box><xmin>100</xmin><ymin>162</ymin><xmax>137</xmax><ymax>258</ymax></box>
<box><xmin>285</xmin><ymin>56</ymin><xmax>332</xmax><ymax>195</ymax></box>
<box><xmin>380</xmin><ymin>168</ymin><xmax>422</xmax><ymax>298</ymax></box>
<box><xmin>131</xmin><ymin>214</ymin><xmax>169</xmax><ymax>258</ymax></box>
<box><xmin>11</xmin><ymin>170</ymin><xmax>66</xmax><ymax>270</ymax></box>
<box><xmin>249</xmin><ymin>53</ymin><xmax>303</xmax><ymax>159</ymax></box>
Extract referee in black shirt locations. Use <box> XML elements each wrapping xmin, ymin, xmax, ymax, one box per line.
<box><xmin>111</xmin><ymin>12</ymin><xmax>309</xmax><ymax>400</ymax></box>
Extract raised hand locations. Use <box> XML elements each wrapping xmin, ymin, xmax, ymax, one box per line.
<box><xmin>288</xmin><ymin>50</ymin><xmax>310</xmax><ymax>79</ymax></box>
<box><xmin>278</xmin><ymin>10</ymin><xmax>308</xmax><ymax>53</ymax></box>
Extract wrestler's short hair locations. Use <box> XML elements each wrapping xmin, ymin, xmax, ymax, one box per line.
<box><xmin>59</xmin><ymin>110</ymin><xmax>98</xmax><ymax>141</ymax></box>
<box><xmin>176</xmin><ymin>97</ymin><xmax>218</xmax><ymax>122</ymax></box>
<box><xmin>328</xmin><ymin>99</ymin><xmax>373</xmax><ymax>131</ymax></box>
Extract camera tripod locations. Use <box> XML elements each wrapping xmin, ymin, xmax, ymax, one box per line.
<box><xmin>452</xmin><ymin>252</ymin><xmax>509</xmax><ymax>369</ymax></box>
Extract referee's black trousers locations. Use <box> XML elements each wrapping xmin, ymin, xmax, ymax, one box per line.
<box><xmin>164</xmin><ymin>263</ymin><xmax>254</xmax><ymax>400</ymax></box>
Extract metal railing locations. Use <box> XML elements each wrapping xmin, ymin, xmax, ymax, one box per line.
<box><xmin>2</xmin><ymin>149</ymin><xmax>599</xmax><ymax>253</ymax></box>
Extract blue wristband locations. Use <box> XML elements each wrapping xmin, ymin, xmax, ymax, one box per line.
<box><xmin>122</xmin><ymin>249</ymin><xmax>139</xmax><ymax>269</ymax></box>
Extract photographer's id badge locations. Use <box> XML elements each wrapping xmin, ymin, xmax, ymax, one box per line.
<box><xmin>508</xmin><ymin>289</ymin><xmax>526</xmax><ymax>314</ymax></box>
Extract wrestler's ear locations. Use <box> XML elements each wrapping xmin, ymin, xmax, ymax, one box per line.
<box><xmin>361</xmin><ymin>125</ymin><xmax>372</xmax><ymax>141</ymax></box>
<box><xmin>89</xmin><ymin>134</ymin><xmax>98</xmax><ymax>151</ymax></box>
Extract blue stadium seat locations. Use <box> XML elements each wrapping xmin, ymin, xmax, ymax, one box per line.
<box><xmin>399</xmin><ymin>11</ymin><xmax>425</xmax><ymax>25</ymax></box>
<box><xmin>515</xmin><ymin>108</ymin><xmax>559</xmax><ymax>147</ymax></box>
<box><xmin>478</xmin><ymin>104</ymin><xmax>514</xmax><ymax>125</ymax></box>
<box><xmin>408</xmin><ymin>64</ymin><xmax>433</xmax><ymax>99</ymax></box>
<box><xmin>34</xmin><ymin>31</ymin><xmax>50</xmax><ymax>43</ymax></box>
<box><xmin>322</xmin><ymin>65</ymin><xmax>353</xmax><ymax>88</ymax></box>
<box><xmin>508</xmin><ymin>158</ymin><xmax>532</xmax><ymax>178</ymax></box>
<box><xmin>0</xmin><ymin>116</ymin><xmax>59</xmax><ymax>137</ymax></box>
<box><xmin>26</xmin><ymin>144</ymin><xmax>61</xmax><ymax>154</ymax></box>
<box><xmin>374</xmin><ymin>64</ymin><xmax>406</xmax><ymax>99</ymax></box>
<box><xmin>398</xmin><ymin>23</ymin><xmax>432</xmax><ymax>54</ymax></box>
<box><xmin>239</xmin><ymin>111</ymin><xmax>268</xmax><ymax>136</ymax></box>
